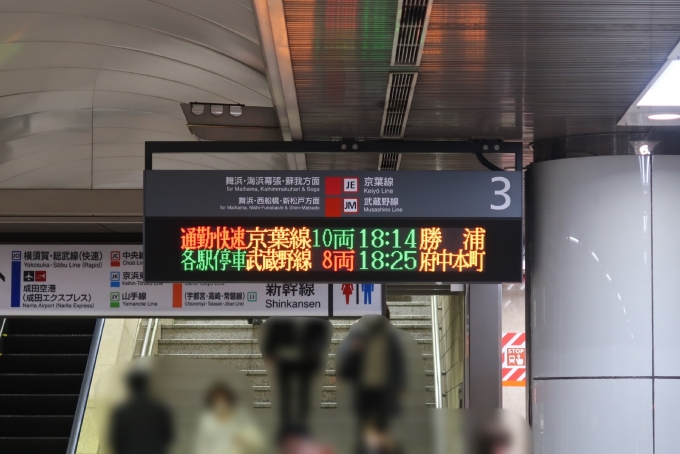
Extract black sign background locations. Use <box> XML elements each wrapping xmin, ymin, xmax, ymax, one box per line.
<box><xmin>144</xmin><ymin>218</ymin><xmax>522</xmax><ymax>283</ymax></box>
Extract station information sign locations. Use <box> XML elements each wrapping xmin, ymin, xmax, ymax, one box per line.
<box><xmin>144</xmin><ymin>170</ymin><xmax>523</xmax><ymax>283</ymax></box>
<box><xmin>0</xmin><ymin>245</ymin><xmax>382</xmax><ymax>317</ymax></box>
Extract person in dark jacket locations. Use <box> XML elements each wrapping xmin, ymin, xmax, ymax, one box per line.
<box><xmin>337</xmin><ymin>315</ymin><xmax>406</xmax><ymax>453</ymax></box>
<box><xmin>110</xmin><ymin>370</ymin><xmax>174</xmax><ymax>454</ymax></box>
<box><xmin>259</xmin><ymin>317</ymin><xmax>332</xmax><ymax>439</ymax></box>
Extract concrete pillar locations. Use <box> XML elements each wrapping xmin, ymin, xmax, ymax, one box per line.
<box><xmin>526</xmin><ymin>155</ymin><xmax>680</xmax><ymax>453</ymax></box>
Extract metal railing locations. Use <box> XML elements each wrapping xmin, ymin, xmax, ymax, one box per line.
<box><xmin>66</xmin><ymin>318</ymin><xmax>105</xmax><ymax>454</ymax></box>
<box><xmin>140</xmin><ymin>318</ymin><xmax>160</xmax><ymax>357</ymax></box>
<box><xmin>0</xmin><ymin>318</ymin><xmax>6</xmax><ymax>354</ymax></box>
<box><xmin>430</xmin><ymin>296</ymin><xmax>443</xmax><ymax>408</ymax></box>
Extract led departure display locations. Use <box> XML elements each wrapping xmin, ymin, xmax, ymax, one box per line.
<box><xmin>144</xmin><ymin>168</ymin><xmax>523</xmax><ymax>283</ymax></box>
<box><xmin>144</xmin><ymin>218</ymin><xmax>522</xmax><ymax>283</ymax></box>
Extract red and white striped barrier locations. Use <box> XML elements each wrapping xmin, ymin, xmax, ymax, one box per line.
<box><xmin>502</xmin><ymin>332</ymin><xmax>526</xmax><ymax>387</ymax></box>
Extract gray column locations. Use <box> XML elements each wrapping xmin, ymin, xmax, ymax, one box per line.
<box><xmin>528</xmin><ymin>156</ymin><xmax>655</xmax><ymax>453</ymax></box>
<box><xmin>467</xmin><ymin>283</ymin><xmax>501</xmax><ymax>409</ymax></box>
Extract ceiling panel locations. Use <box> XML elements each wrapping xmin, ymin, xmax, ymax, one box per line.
<box><xmin>92</xmin><ymin>92</ymin><xmax>186</xmax><ymax>119</ymax></box>
<box><xmin>0</xmin><ymin>2</ymin><xmax>264</xmax><ymax>71</ymax></box>
<box><xmin>0</xmin><ymin>91</ymin><xmax>93</xmax><ymax>119</ymax></box>
<box><xmin>93</xmin><ymin>71</ymin><xmax>238</xmax><ymax>105</ymax></box>
<box><xmin>0</xmin><ymin>68</ymin><xmax>98</xmax><ymax>98</ymax></box>
<box><xmin>0</xmin><ymin>144</ymin><xmax>92</xmax><ymax>188</ymax></box>
<box><xmin>284</xmin><ymin>0</ymin><xmax>397</xmax><ymax>140</ymax></box>
<box><xmin>0</xmin><ymin>0</ymin><xmax>275</xmax><ymax>189</ymax></box>
<box><xmin>93</xmin><ymin>109</ymin><xmax>190</xmax><ymax>135</ymax></box>
<box><xmin>0</xmin><ymin>109</ymin><xmax>92</xmax><ymax>144</ymax></box>
<box><xmin>150</xmin><ymin>0</ymin><xmax>261</xmax><ymax>43</ymax></box>
<box><xmin>285</xmin><ymin>0</ymin><xmax>680</xmax><ymax>151</ymax></box>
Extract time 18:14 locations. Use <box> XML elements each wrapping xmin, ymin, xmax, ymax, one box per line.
<box><xmin>358</xmin><ymin>228</ymin><xmax>417</xmax><ymax>249</ymax></box>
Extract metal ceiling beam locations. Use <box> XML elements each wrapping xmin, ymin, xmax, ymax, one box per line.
<box><xmin>252</xmin><ymin>0</ymin><xmax>306</xmax><ymax>169</ymax></box>
<box><xmin>146</xmin><ymin>140</ymin><xmax>521</xmax><ymax>154</ymax></box>
<box><xmin>145</xmin><ymin>140</ymin><xmax>523</xmax><ymax>171</ymax></box>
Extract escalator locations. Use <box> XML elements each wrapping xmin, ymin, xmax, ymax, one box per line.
<box><xmin>0</xmin><ymin>318</ymin><xmax>100</xmax><ymax>454</ymax></box>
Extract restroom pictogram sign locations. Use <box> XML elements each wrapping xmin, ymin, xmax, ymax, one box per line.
<box><xmin>502</xmin><ymin>332</ymin><xmax>526</xmax><ymax>387</ymax></box>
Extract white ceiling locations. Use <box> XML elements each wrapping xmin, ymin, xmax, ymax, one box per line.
<box><xmin>0</xmin><ymin>0</ymin><xmax>288</xmax><ymax>189</ymax></box>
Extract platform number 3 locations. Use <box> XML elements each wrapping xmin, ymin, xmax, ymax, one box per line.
<box><xmin>490</xmin><ymin>177</ymin><xmax>511</xmax><ymax>210</ymax></box>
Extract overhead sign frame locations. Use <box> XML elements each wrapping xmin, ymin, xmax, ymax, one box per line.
<box><xmin>144</xmin><ymin>141</ymin><xmax>524</xmax><ymax>284</ymax></box>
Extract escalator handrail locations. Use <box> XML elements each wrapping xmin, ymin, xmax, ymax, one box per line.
<box><xmin>430</xmin><ymin>296</ymin><xmax>443</xmax><ymax>408</ymax></box>
<box><xmin>0</xmin><ymin>318</ymin><xmax>6</xmax><ymax>354</ymax></box>
<box><xmin>66</xmin><ymin>318</ymin><xmax>105</xmax><ymax>454</ymax></box>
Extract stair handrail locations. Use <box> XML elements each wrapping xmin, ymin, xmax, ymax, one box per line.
<box><xmin>66</xmin><ymin>318</ymin><xmax>105</xmax><ymax>454</ymax></box>
<box><xmin>140</xmin><ymin>318</ymin><xmax>159</xmax><ymax>357</ymax></box>
<box><xmin>430</xmin><ymin>296</ymin><xmax>443</xmax><ymax>408</ymax></box>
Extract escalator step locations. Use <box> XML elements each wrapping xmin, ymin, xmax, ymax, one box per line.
<box><xmin>0</xmin><ymin>394</ymin><xmax>79</xmax><ymax>415</ymax></box>
<box><xmin>0</xmin><ymin>437</ymin><xmax>69</xmax><ymax>454</ymax></box>
<box><xmin>0</xmin><ymin>415</ymin><xmax>74</xmax><ymax>437</ymax></box>
<box><xmin>0</xmin><ymin>374</ymin><xmax>84</xmax><ymax>394</ymax></box>
<box><xmin>0</xmin><ymin>318</ymin><xmax>97</xmax><ymax>451</ymax></box>
<box><xmin>0</xmin><ymin>354</ymin><xmax>89</xmax><ymax>373</ymax></box>
<box><xmin>6</xmin><ymin>319</ymin><xmax>96</xmax><ymax>335</ymax></box>
<box><xmin>3</xmin><ymin>335</ymin><xmax>93</xmax><ymax>354</ymax></box>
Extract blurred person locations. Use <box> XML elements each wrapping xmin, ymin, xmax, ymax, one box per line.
<box><xmin>110</xmin><ymin>370</ymin><xmax>173</xmax><ymax>454</ymax></box>
<box><xmin>193</xmin><ymin>382</ymin><xmax>265</xmax><ymax>454</ymax></box>
<box><xmin>472</xmin><ymin>421</ymin><xmax>514</xmax><ymax>454</ymax></box>
<box><xmin>260</xmin><ymin>317</ymin><xmax>332</xmax><ymax>439</ymax></box>
<box><xmin>337</xmin><ymin>316</ymin><xmax>406</xmax><ymax>454</ymax></box>
<box><xmin>279</xmin><ymin>433</ymin><xmax>335</xmax><ymax>454</ymax></box>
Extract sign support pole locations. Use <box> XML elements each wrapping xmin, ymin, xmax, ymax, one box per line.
<box><xmin>467</xmin><ymin>284</ymin><xmax>502</xmax><ymax>409</ymax></box>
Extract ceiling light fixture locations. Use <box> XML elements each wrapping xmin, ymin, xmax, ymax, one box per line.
<box><xmin>229</xmin><ymin>105</ymin><xmax>243</xmax><ymax>118</ymax></box>
<box><xmin>638</xmin><ymin>60</ymin><xmax>680</xmax><ymax>107</ymax></box>
<box><xmin>619</xmin><ymin>42</ymin><xmax>680</xmax><ymax>125</ymax></box>
<box><xmin>191</xmin><ymin>104</ymin><xmax>204</xmax><ymax>115</ymax></box>
<box><xmin>630</xmin><ymin>140</ymin><xmax>659</xmax><ymax>156</ymax></box>
<box><xmin>648</xmin><ymin>113</ymin><xmax>680</xmax><ymax>120</ymax></box>
<box><xmin>210</xmin><ymin>105</ymin><xmax>224</xmax><ymax>116</ymax></box>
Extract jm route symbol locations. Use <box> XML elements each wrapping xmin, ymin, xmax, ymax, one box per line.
<box><xmin>343</xmin><ymin>199</ymin><xmax>358</xmax><ymax>213</ymax></box>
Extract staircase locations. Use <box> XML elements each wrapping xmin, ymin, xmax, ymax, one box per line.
<box><xmin>157</xmin><ymin>297</ymin><xmax>435</xmax><ymax>409</ymax></box>
<box><xmin>0</xmin><ymin>318</ymin><xmax>97</xmax><ymax>454</ymax></box>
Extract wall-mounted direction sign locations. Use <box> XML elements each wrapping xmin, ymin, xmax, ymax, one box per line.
<box><xmin>0</xmin><ymin>245</ymin><xmax>383</xmax><ymax>317</ymax></box>
<box><xmin>144</xmin><ymin>170</ymin><xmax>523</xmax><ymax>283</ymax></box>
